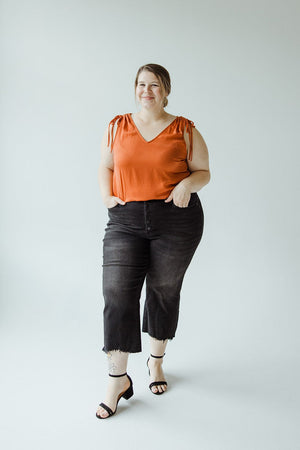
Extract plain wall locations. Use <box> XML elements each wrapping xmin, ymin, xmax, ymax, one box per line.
<box><xmin>1</xmin><ymin>0</ymin><xmax>299</xmax><ymax>448</ymax></box>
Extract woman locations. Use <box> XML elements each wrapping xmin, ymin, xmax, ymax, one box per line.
<box><xmin>96</xmin><ymin>63</ymin><xmax>210</xmax><ymax>419</ymax></box>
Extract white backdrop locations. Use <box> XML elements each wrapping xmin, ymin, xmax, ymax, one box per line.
<box><xmin>1</xmin><ymin>1</ymin><xmax>299</xmax><ymax>449</ymax></box>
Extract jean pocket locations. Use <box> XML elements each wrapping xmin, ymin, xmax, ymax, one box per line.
<box><xmin>188</xmin><ymin>193</ymin><xmax>200</xmax><ymax>207</ymax></box>
<box><xmin>107</xmin><ymin>203</ymin><xmax>119</xmax><ymax>210</ymax></box>
<box><xmin>172</xmin><ymin>194</ymin><xmax>199</xmax><ymax>209</ymax></box>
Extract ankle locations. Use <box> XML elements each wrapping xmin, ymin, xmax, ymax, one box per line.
<box><xmin>149</xmin><ymin>356</ymin><xmax>164</xmax><ymax>366</ymax></box>
<box><xmin>150</xmin><ymin>352</ymin><xmax>165</xmax><ymax>359</ymax></box>
<box><xmin>108</xmin><ymin>377</ymin><xmax>127</xmax><ymax>384</ymax></box>
<box><xmin>150</xmin><ymin>352</ymin><xmax>165</xmax><ymax>358</ymax></box>
<box><xmin>107</xmin><ymin>374</ymin><xmax>128</xmax><ymax>385</ymax></box>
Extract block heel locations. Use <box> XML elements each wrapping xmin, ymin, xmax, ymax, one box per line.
<box><xmin>122</xmin><ymin>386</ymin><xmax>133</xmax><ymax>399</ymax></box>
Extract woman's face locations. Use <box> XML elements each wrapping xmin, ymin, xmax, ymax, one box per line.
<box><xmin>135</xmin><ymin>71</ymin><xmax>165</xmax><ymax>108</ymax></box>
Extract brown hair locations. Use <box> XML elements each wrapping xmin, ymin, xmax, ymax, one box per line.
<box><xmin>134</xmin><ymin>63</ymin><xmax>171</xmax><ymax>108</ymax></box>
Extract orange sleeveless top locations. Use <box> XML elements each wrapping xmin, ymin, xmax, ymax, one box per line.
<box><xmin>107</xmin><ymin>113</ymin><xmax>195</xmax><ymax>202</ymax></box>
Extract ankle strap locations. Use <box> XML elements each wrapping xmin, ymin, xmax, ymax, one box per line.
<box><xmin>109</xmin><ymin>372</ymin><xmax>127</xmax><ymax>377</ymax></box>
<box><xmin>150</xmin><ymin>353</ymin><xmax>165</xmax><ymax>359</ymax></box>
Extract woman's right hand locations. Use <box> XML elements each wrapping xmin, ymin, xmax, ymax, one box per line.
<box><xmin>104</xmin><ymin>195</ymin><xmax>126</xmax><ymax>209</ymax></box>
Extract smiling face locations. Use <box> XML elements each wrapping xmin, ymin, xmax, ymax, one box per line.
<box><xmin>135</xmin><ymin>70</ymin><xmax>166</xmax><ymax>109</ymax></box>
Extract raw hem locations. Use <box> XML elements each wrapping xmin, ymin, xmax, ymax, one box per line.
<box><xmin>102</xmin><ymin>346</ymin><xmax>142</xmax><ymax>354</ymax></box>
<box><xmin>142</xmin><ymin>330</ymin><xmax>175</xmax><ymax>341</ymax></box>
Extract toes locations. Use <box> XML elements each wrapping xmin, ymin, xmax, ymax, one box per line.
<box><xmin>96</xmin><ymin>407</ymin><xmax>108</xmax><ymax>418</ymax></box>
<box><xmin>151</xmin><ymin>384</ymin><xmax>167</xmax><ymax>394</ymax></box>
<box><xmin>158</xmin><ymin>384</ymin><xmax>167</xmax><ymax>393</ymax></box>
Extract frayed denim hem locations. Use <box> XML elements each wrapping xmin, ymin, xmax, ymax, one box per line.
<box><xmin>142</xmin><ymin>330</ymin><xmax>175</xmax><ymax>342</ymax></box>
<box><xmin>102</xmin><ymin>346</ymin><xmax>142</xmax><ymax>354</ymax></box>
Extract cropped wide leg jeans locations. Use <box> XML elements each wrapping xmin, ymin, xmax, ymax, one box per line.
<box><xmin>102</xmin><ymin>193</ymin><xmax>204</xmax><ymax>354</ymax></box>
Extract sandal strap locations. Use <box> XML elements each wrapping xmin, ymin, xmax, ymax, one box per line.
<box><xmin>149</xmin><ymin>381</ymin><xmax>168</xmax><ymax>388</ymax></box>
<box><xmin>98</xmin><ymin>402</ymin><xmax>114</xmax><ymax>416</ymax></box>
<box><xmin>150</xmin><ymin>353</ymin><xmax>165</xmax><ymax>359</ymax></box>
<box><xmin>109</xmin><ymin>372</ymin><xmax>127</xmax><ymax>377</ymax></box>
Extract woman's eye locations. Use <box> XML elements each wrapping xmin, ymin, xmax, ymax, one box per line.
<box><xmin>138</xmin><ymin>84</ymin><xmax>158</xmax><ymax>87</ymax></box>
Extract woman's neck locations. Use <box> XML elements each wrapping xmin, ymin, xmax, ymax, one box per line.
<box><xmin>135</xmin><ymin>108</ymin><xmax>169</xmax><ymax>123</ymax></box>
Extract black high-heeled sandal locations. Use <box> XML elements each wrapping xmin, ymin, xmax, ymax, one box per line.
<box><xmin>146</xmin><ymin>353</ymin><xmax>168</xmax><ymax>395</ymax></box>
<box><xmin>96</xmin><ymin>372</ymin><xmax>134</xmax><ymax>419</ymax></box>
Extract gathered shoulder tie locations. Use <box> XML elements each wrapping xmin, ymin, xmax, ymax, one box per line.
<box><xmin>181</xmin><ymin>117</ymin><xmax>195</xmax><ymax>161</ymax></box>
<box><xmin>107</xmin><ymin>114</ymin><xmax>124</xmax><ymax>151</ymax></box>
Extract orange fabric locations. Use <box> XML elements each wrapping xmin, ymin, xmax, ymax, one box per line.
<box><xmin>107</xmin><ymin>113</ymin><xmax>195</xmax><ymax>202</ymax></box>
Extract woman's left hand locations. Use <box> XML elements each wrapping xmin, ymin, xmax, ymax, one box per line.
<box><xmin>164</xmin><ymin>182</ymin><xmax>191</xmax><ymax>208</ymax></box>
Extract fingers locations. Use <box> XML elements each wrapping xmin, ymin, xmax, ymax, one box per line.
<box><xmin>165</xmin><ymin>186</ymin><xmax>191</xmax><ymax>207</ymax></box>
<box><xmin>172</xmin><ymin>195</ymin><xmax>190</xmax><ymax>207</ymax></box>
<box><xmin>115</xmin><ymin>197</ymin><xmax>126</xmax><ymax>205</ymax></box>
<box><xmin>164</xmin><ymin>192</ymin><xmax>173</xmax><ymax>203</ymax></box>
<box><xmin>173</xmin><ymin>202</ymin><xmax>189</xmax><ymax>208</ymax></box>
<box><xmin>105</xmin><ymin>196</ymin><xmax>126</xmax><ymax>209</ymax></box>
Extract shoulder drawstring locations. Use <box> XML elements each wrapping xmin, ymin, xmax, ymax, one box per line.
<box><xmin>107</xmin><ymin>115</ymin><xmax>123</xmax><ymax>151</ymax></box>
<box><xmin>107</xmin><ymin>114</ymin><xmax>195</xmax><ymax>158</ymax></box>
<box><xmin>184</xmin><ymin>118</ymin><xmax>195</xmax><ymax>161</ymax></box>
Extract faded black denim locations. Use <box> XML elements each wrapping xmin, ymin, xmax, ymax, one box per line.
<box><xmin>102</xmin><ymin>193</ymin><xmax>204</xmax><ymax>353</ymax></box>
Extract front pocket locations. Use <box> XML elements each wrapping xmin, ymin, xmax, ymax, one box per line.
<box><xmin>172</xmin><ymin>194</ymin><xmax>198</xmax><ymax>209</ymax></box>
<box><xmin>107</xmin><ymin>203</ymin><xmax>119</xmax><ymax>210</ymax></box>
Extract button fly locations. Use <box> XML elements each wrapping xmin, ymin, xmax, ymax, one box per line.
<box><xmin>144</xmin><ymin>202</ymin><xmax>152</xmax><ymax>233</ymax></box>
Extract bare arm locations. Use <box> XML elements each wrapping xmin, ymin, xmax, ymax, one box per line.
<box><xmin>165</xmin><ymin>127</ymin><xmax>210</xmax><ymax>207</ymax></box>
<box><xmin>98</xmin><ymin>126</ymin><xmax>125</xmax><ymax>208</ymax></box>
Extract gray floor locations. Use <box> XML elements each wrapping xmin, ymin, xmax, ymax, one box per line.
<box><xmin>1</xmin><ymin>0</ymin><xmax>299</xmax><ymax>448</ymax></box>
<box><xmin>1</xmin><ymin>321</ymin><xmax>299</xmax><ymax>450</ymax></box>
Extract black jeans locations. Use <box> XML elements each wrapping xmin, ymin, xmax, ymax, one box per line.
<box><xmin>102</xmin><ymin>193</ymin><xmax>204</xmax><ymax>353</ymax></box>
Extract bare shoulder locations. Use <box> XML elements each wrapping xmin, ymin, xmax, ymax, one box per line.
<box><xmin>100</xmin><ymin>126</ymin><xmax>109</xmax><ymax>149</ymax></box>
<box><xmin>182</xmin><ymin>119</ymin><xmax>208</xmax><ymax>154</ymax></box>
<box><xmin>101</xmin><ymin>114</ymin><xmax>124</xmax><ymax>150</ymax></box>
<box><xmin>187</xmin><ymin>126</ymin><xmax>210</xmax><ymax>172</ymax></box>
<box><xmin>100</xmin><ymin>124</ymin><xmax>114</xmax><ymax>170</ymax></box>
<box><xmin>192</xmin><ymin>127</ymin><xmax>208</xmax><ymax>154</ymax></box>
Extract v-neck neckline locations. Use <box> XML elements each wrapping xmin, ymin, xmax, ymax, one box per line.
<box><xmin>129</xmin><ymin>113</ymin><xmax>179</xmax><ymax>144</ymax></box>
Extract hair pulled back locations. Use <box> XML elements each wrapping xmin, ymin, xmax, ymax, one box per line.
<box><xmin>134</xmin><ymin>63</ymin><xmax>171</xmax><ymax>108</ymax></box>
